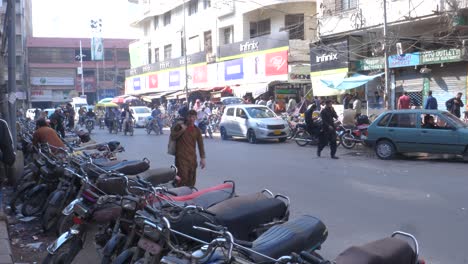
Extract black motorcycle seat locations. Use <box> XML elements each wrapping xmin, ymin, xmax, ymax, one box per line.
<box><xmin>207</xmin><ymin>192</ymin><xmax>288</xmax><ymax>240</ymax></box>
<box><xmin>249</xmin><ymin>215</ymin><xmax>328</xmax><ymax>262</ymax></box>
<box><xmin>100</xmin><ymin>160</ymin><xmax>150</xmax><ymax>175</ymax></box>
<box><xmin>128</xmin><ymin>167</ymin><xmax>176</xmax><ymax>185</ymax></box>
<box><xmin>170</xmin><ymin>192</ymin><xmax>287</xmax><ymax>242</ymax></box>
<box><xmin>93</xmin><ymin>158</ymin><xmax>122</xmax><ymax>167</ymax></box>
<box><xmin>334</xmin><ymin>237</ymin><xmax>416</xmax><ymax>264</ymax></box>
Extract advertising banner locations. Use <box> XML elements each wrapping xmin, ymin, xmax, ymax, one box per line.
<box><xmin>133</xmin><ymin>77</ymin><xmax>141</xmax><ymax>91</ymax></box>
<box><xmin>420</xmin><ymin>49</ymin><xmax>462</xmax><ymax>64</ymax></box>
<box><xmin>149</xmin><ymin>74</ymin><xmax>158</xmax><ymax>89</ymax></box>
<box><xmin>243</xmin><ymin>54</ymin><xmax>265</xmax><ymax>82</ymax></box>
<box><xmin>31</xmin><ymin>89</ymin><xmax>53</xmax><ymax>101</ymax></box>
<box><xmin>356</xmin><ymin>57</ymin><xmax>385</xmax><ymax>71</ymax></box>
<box><xmin>169</xmin><ymin>71</ymin><xmax>180</xmax><ymax>87</ymax></box>
<box><xmin>265</xmin><ymin>50</ymin><xmax>288</xmax><ymax>76</ymax></box>
<box><xmin>91</xmin><ymin>37</ymin><xmax>104</xmax><ymax>61</ymax></box>
<box><xmin>224</xmin><ymin>59</ymin><xmax>244</xmax><ymax>80</ymax></box>
<box><xmin>193</xmin><ymin>65</ymin><xmax>208</xmax><ymax>84</ymax></box>
<box><xmin>310</xmin><ymin>38</ymin><xmax>349</xmax><ymax>72</ymax></box>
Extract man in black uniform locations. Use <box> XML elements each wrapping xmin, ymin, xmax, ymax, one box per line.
<box><xmin>317</xmin><ymin>100</ymin><xmax>339</xmax><ymax>159</ymax></box>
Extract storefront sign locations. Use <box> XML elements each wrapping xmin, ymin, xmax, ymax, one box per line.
<box><xmin>289</xmin><ymin>65</ymin><xmax>311</xmax><ymax>83</ymax></box>
<box><xmin>193</xmin><ymin>65</ymin><xmax>208</xmax><ymax>83</ymax></box>
<box><xmin>310</xmin><ymin>38</ymin><xmax>349</xmax><ymax>72</ymax></box>
<box><xmin>388</xmin><ymin>53</ymin><xmax>420</xmax><ymax>68</ymax></box>
<box><xmin>218</xmin><ymin>32</ymin><xmax>288</xmax><ymax>59</ymax></box>
<box><xmin>126</xmin><ymin>51</ymin><xmax>207</xmax><ymax>77</ymax></box>
<box><xmin>31</xmin><ymin>89</ymin><xmax>52</xmax><ymax>101</ymax></box>
<box><xmin>169</xmin><ymin>71</ymin><xmax>180</xmax><ymax>87</ymax></box>
<box><xmin>356</xmin><ymin>57</ymin><xmax>385</xmax><ymax>71</ymax></box>
<box><xmin>420</xmin><ymin>49</ymin><xmax>462</xmax><ymax>64</ymax></box>
<box><xmin>98</xmin><ymin>89</ymin><xmax>117</xmax><ymax>98</ymax></box>
<box><xmin>31</xmin><ymin>77</ymin><xmax>74</xmax><ymax>86</ymax></box>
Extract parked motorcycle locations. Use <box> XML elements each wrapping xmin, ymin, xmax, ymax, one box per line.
<box><xmin>339</xmin><ymin>124</ymin><xmax>369</xmax><ymax>149</ymax></box>
<box><xmin>198</xmin><ymin>118</ymin><xmax>213</xmax><ymax>139</ymax></box>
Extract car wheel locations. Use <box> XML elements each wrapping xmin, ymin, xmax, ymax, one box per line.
<box><xmin>278</xmin><ymin>137</ymin><xmax>287</xmax><ymax>143</ymax></box>
<box><xmin>375</xmin><ymin>140</ymin><xmax>396</xmax><ymax>160</ymax></box>
<box><xmin>220</xmin><ymin>127</ymin><xmax>229</xmax><ymax>140</ymax></box>
<box><xmin>247</xmin><ymin>129</ymin><xmax>257</xmax><ymax>144</ymax></box>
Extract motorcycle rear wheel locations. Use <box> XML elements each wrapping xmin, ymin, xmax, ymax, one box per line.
<box><xmin>340</xmin><ymin>133</ymin><xmax>357</xmax><ymax>149</ymax></box>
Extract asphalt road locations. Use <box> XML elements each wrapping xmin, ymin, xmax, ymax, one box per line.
<box><xmin>76</xmin><ymin>126</ymin><xmax>468</xmax><ymax>264</ymax></box>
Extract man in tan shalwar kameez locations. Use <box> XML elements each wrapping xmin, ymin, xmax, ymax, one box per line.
<box><xmin>170</xmin><ymin>110</ymin><xmax>206</xmax><ymax>187</ymax></box>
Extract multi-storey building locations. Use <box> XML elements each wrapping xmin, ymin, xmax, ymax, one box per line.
<box><xmin>126</xmin><ymin>0</ymin><xmax>316</xmax><ymax>103</ymax></box>
<box><xmin>314</xmin><ymin>0</ymin><xmax>468</xmax><ymax>110</ymax></box>
<box><xmin>27</xmin><ymin>37</ymin><xmax>133</xmax><ymax>108</ymax></box>
<box><xmin>0</xmin><ymin>0</ymin><xmax>32</xmax><ymax>111</ymax></box>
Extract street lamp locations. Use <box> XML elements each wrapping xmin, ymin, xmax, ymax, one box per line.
<box><xmin>75</xmin><ymin>41</ymin><xmax>86</xmax><ymax>96</ymax></box>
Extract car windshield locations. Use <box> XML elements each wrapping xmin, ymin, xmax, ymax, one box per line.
<box><xmin>245</xmin><ymin>107</ymin><xmax>276</xmax><ymax>118</ymax></box>
<box><xmin>442</xmin><ymin>112</ymin><xmax>468</xmax><ymax>128</ymax></box>
<box><xmin>133</xmin><ymin>108</ymin><xmax>150</xmax><ymax>114</ymax></box>
<box><xmin>223</xmin><ymin>98</ymin><xmax>244</xmax><ymax>105</ymax></box>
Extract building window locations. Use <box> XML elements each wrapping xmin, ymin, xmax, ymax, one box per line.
<box><xmin>148</xmin><ymin>46</ymin><xmax>152</xmax><ymax>64</ymax></box>
<box><xmin>188</xmin><ymin>35</ymin><xmax>200</xmax><ymax>54</ymax></box>
<box><xmin>153</xmin><ymin>16</ymin><xmax>159</xmax><ymax>30</ymax></box>
<box><xmin>204</xmin><ymin>31</ymin><xmax>212</xmax><ymax>54</ymax></box>
<box><xmin>335</xmin><ymin>0</ymin><xmax>357</xmax><ymax>11</ymax></box>
<box><xmin>189</xmin><ymin>0</ymin><xmax>198</xmax><ymax>16</ymax></box>
<box><xmin>164</xmin><ymin>44</ymin><xmax>172</xmax><ymax>60</ymax></box>
<box><xmin>222</xmin><ymin>26</ymin><xmax>233</xmax><ymax>44</ymax></box>
<box><xmin>203</xmin><ymin>0</ymin><xmax>210</xmax><ymax>9</ymax></box>
<box><xmin>154</xmin><ymin>48</ymin><xmax>159</xmax><ymax>62</ymax></box>
<box><xmin>285</xmin><ymin>14</ymin><xmax>304</xmax><ymax>40</ymax></box>
<box><xmin>163</xmin><ymin>11</ymin><xmax>171</xmax><ymax>26</ymax></box>
<box><xmin>250</xmin><ymin>19</ymin><xmax>270</xmax><ymax>38</ymax></box>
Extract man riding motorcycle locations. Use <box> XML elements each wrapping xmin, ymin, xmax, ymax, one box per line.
<box><xmin>304</xmin><ymin>103</ymin><xmax>320</xmax><ymax>137</ymax></box>
<box><xmin>121</xmin><ymin>106</ymin><xmax>135</xmax><ymax>132</ymax></box>
<box><xmin>196</xmin><ymin>102</ymin><xmax>212</xmax><ymax>138</ymax></box>
<box><xmin>151</xmin><ymin>105</ymin><xmax>164</xmax><ymax>134</ymax></box>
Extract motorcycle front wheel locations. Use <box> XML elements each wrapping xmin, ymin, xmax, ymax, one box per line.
<box><xmin>295</xmin><ymin>131</ymin><xmax>310</xmax><ymax>147</ymax></box>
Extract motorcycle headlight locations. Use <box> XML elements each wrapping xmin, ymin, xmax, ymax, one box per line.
<box><xmin>256</xmin><ymin>122</ymin><xmax>267</xmax><ymax>128</ymax></box>
<box><xmin>122</xmin><ymin>199</ymin><xmax>138</xmax><ymax>211</ymax></box>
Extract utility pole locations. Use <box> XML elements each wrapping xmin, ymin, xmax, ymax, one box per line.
<box><xmin>79</xmin><ymin>40</ymin><xmax>85</xmax><ymax>96</ymax></box>
<box><xmin>183</xmin><ymin>0</ymin><xmax>189</xmax><ymax>101</ymax></box>
<box><xmin>383</xmin><ymin>0</ymin><xmax>391</xmax><ymax>109</ymax></box>
<box><xmin>7</xmin><ymin>0</ymin><xmax>16</xmax><ymax>146</ymax></box>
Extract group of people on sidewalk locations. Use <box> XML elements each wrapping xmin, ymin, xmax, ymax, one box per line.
<box><xmin>398</xmin><ymin>91</ymin><xmax>465</xmax><ymax>118</ymax></box>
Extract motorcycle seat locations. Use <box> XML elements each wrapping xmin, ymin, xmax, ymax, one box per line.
<box><xmin>334</xmin><ymin>237</ymin><xmax>416</xmax><ymax>264</ymax></box>
<box><xmin>207</xmin><ymin>192</ymin><xmax>288</xmax><ymax>240</ymax></box>
<box><xmin>156</xmin><ymin>182</ymin><xmax>235</xmax><ymax>209</ymax></box>
<box><xmin>170</xmin><ymin>192</ymin><xmax>288</xmax><ymax>242</ymax></box>
<box><xmin>128</xmin><ymin>167</ymin><xmax>177</xmax><ymax>185</ymax></box>
<box><xmin>100</xmin><ymin>159</ymin><xmax>150</xmax><ymax>175</ymax></box>
<box><xmin>248</xmin><ymin>215</ymin><xmax>328</xmax><ymax>262</ymax></box>
<box><xmin>93</xmin><ymin>158</ymin><xmax>122</xmax><ymax>167</ymax></box>
<box><xmin>343</xmin><ymin>125</ymin><xmax>355</xmax><ymax>129</ymax></box>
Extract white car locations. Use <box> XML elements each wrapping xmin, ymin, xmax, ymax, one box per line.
<box><xmin>219</xmin><ymin>104</ymin><xmax>290</xmax><ymax>143</ymax></box>
<box><xmin>130</xmin><ymin>106</ymin><xmax>152</xmax><ymax>127</ymax></box>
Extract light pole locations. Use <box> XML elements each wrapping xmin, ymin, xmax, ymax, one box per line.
<box><xmin>76</xmin><ymin>41</ymin><xmax>86</xmax><ymax>96</ymax></box>
<box><xmin>183</xmin><ymin>0</ymin><xmax>189</xmax><ymax>102</ymax></box>
<box><xmin>383</xmin><ymin>0</ymin><xmax>391</xmax><ymax>109</ymax></box>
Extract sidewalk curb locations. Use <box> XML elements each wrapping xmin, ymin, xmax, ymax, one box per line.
<box><xmin>0</xmin><ymin>189</ymin><xmax>13</xmax><ymax>264</ymax></box>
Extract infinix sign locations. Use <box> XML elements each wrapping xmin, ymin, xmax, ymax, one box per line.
<box><xmin>240</xmin><ymin>41</ymin><xmax>259</xmax><ymax>52</ymax></box>
<box><xmin>316</xmin><ymin>53</ymin><xmax>338</xmax><ymax>63</ymax></box>
<box><xmin>310</xmin><ymin>38</ymin><xmax>349</xmax><ymax>72</ymax></box>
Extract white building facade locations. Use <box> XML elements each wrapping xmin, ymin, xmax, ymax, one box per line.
<box><xmin>126</xmin><ymin>0</ymin><xmax>317</xmax><ymax>102</ymax></box>
<box><xmin>314</xmin><ymin>0</ymin><xmax>468</xmax><ymax>110</ymax></box>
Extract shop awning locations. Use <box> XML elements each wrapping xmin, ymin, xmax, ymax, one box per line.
<box><xmin>320</xmin><ymin>73</ymin><xmax>384</xmax><ymax>90</ymax></box>
<box><xmin>141</xmin><ymin>91</ymin><xmax>178</xmax><ymax>102</ymax></box>
<box><xmin>166</xmin><ymin>90</ymin><xmax>186</xmax><ymax>100</ymax></box>
<box><xmin>232</xmin><ymin>83</ymin><xmax>269</xmax><ymax>98</ymax></box>
<box><xmin>311</xmin><ymin>68</ymin><xmax>348</xmax><ymax>96</ymax></box>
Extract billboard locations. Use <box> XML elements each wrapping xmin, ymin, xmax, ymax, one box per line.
<box><xmin>91</xmin><ymin>37</ymin><xmax>104</xmax><ymax>61</ymax></box>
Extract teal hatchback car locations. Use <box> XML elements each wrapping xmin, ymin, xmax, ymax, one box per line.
<box><xmin>365</xmin><ymin>110</ymin><xmax>468</xmax><ymax>160</ymax></box>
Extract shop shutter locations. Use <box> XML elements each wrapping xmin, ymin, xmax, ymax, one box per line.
<box><xmin>395</xmin><ymin>71</ymin><xmax>424</xmax><ymax>93</ymax></box>
<box><xmin>428</xmin><ymin>63</ymin><xmax>466</xmax><ymax>110</ymax></box>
